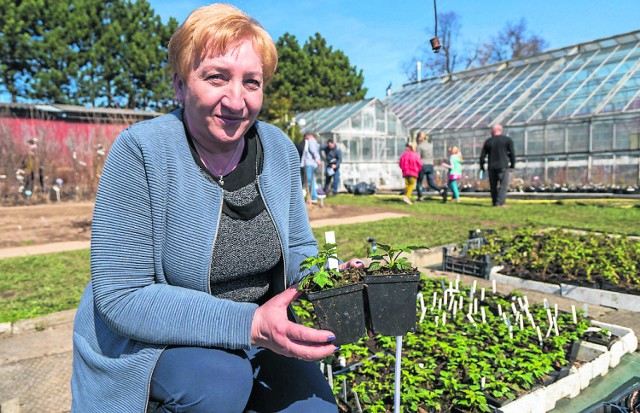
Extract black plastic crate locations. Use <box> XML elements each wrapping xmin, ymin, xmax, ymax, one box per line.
<box><xmin>442</xmin><ymin>245</ymin><xmax>492</xmax><ymax>279</ymax></box>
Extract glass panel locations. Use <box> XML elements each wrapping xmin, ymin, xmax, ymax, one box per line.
<box><xmin>567</xmin><ymin>124</ymin><xmax>588</xmax><ymax>152</ymax></box>
<box><xmin>350</xmin><ymin>113</ymin><xmax>361</xmax><ymax>130</ymax></box>
<box><xmin>376</xmin><ymin>104</ymin><xmax>386</xmax><ymax>132</ymax></box>
<box><xmin>546</xmin><ymin>126</ymin><xmax>565</xmax><ymax>154</ymax></box>
<box><xmin>591</xmin><ymin>154</ymin><xmax>614</xmax><ymax>185</ymax></box>
<box><xmin>546</xmin><ymin>155</ymin><xmax>568</xmax><ymax>184</ymax></box>
<box><xmin>363</xmin><ymin>110</ymin><xmax>374</xmax><ymax>130</ymax></box>
<box><xmin>592</xmin><ymin>122</ymin><xmax>613</xmax><ymax>151</ymax></box>
<box><xmin>567</xmin><ymin>155</ymin><xmax>588</xmax><ymax>184</ymax></box>
<box><xmin>361</xmin><ymin>137</ymin><xmax>373</xmax><ymax>161</ymax></box>
<box><xmin>615</xmin><ymin>119</ymin><xmax>640</xmax><ymax>150</ymax></box>
<box><xmin>527</xmin><ymin>127</ymin><xmax>544</xmax><ymax>155</ymax></box>
<box><xmin>508</xmin><ymin>128</ymin><xmax>525</xmax><ymax>156</ymax></box>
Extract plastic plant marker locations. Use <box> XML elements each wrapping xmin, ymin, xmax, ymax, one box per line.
<box><xmin>498</xmin><ymin>303</ymin><xmax>503</xmax><ymax>316</ymax></box>
<box><xmin>438</xmin><ymin>297</ymin><xmax>442</xmax><ymax>311</ymax></box>
<box><xmin>442</xmin><ymin>311</ymin><xmax>447</xmax><ymax>326</ymax></box>
<box><xmin>511</xmin><ymin>302</ymin><xmax>518</xmax><ymax>316</ymax></box>
<box><xmin>467</xmin><ymin>313</ymin><xmax>476</xmax><ymax>325</ymax></box>
<box><xmin>474</xmin><ymin>298</ymin><xmax>478</xmax><ymax>314</ymax></box>
<box><xmin>327</xmin><ymin>364</ymin><xmax>333</xmax><ymax>389</ymax></box>
<box><xmin>572</xmin><ymin>305</ymin><xmax>577</xmax><ymax>323</ymax></box>
<box><xmin>544</xmin><ymin>298</ymin><xmax>549</xmax><ymax>309</ymax></box>
<box><xmin>453</xmin><ymin>301</ymin><xmax>458</xmax><ymax>317</ymax></box>
<box><xmin>324</xmin><ymin>231</ymin><xmax>339</xmax><ymax>270</ymax></box>
<box><xmin>537</xmin><ymin>326</ymin><xmax>543</xmax><ymax>345</ymax></box>
<box><xmin>554</xmin><ymin>303</ymin><xmax>559</xmax><ymax>318</ymax></box>
<box><xmin>481</xmin><ymin>306</ymin><xmax>486</xmax><ymax>323</ymax></box>
<box><xmin>432</xmin><ymin>292</ymin><xmax>437</xmax><ymax>309</ymax></box>
<box><xmin>481</xmin><ymin>377</ymin><xmax>486</xmax><ymax>390</ymax></box>
<box><xmin>508</xmin><ymin>325</ymin><xmax>513</xmax><ymax>339</ymax></box>
<box><xmin>352</xmin><ymin>390</ymin><xmax>363</xmax><ymax>413</ymax></box>
<box><xmin>518</xmin><ymin>297</ymin><xmax>525</xmax><ymax>311</ymax></box>
<box><xmin>524</xmin><ymin>295</ymin><xmax>529</xmax><ymax>307</ymax></box>
<box><xmin>394</xmin><ymin>336</ymin><xmax>402</xmax><ymax>413</ymax></box>
<box><xmin>492</xmin><ymin>279</ymin><xmax>496</xmax><ymax>294</ymax></box>
<box><xmin>472</xmin><ymin>280</ymin><xmax>477</xmax><ymax>293</ymax></box>
<box><xmin>481</xmin><ymin>288</ymin><xmax>485</xmax><ymax>301</ymax></box>
<box><xmin>435</xmin><ymin>315</ymin><xmax>439</xmax><ymax>327</ymax></box>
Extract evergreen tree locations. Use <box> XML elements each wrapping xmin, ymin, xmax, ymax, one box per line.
<box><xmin>303</xmin><ymin>33</ymin><xmax>367</xmax><ymax>109</ymax></box>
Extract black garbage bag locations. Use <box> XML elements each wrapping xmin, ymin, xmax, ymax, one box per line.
<box><xmin>345</xmin><ymin>182</ymin><xmax>377</xmax><ymax>195</ymax></box>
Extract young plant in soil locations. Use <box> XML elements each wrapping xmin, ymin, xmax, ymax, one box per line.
<box><xmin>365</xmin><ymin>242</ymin><xmax>427</xmax><ymax>336</ymax></box>
<box><xmin>297</xmin><ymin>243</ymin><xmax>367</xmax><ymax>345</ymax></box>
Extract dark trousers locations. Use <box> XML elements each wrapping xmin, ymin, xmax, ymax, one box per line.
<box><xmin>149</xmin><ymin>346</ymin><xmax>337</xmax><ymax>413</ymax></box>
<box><xmin>323</xmin><ymin>168</ymin><xmax>340</xmax><ymax>195</ymax></box>
<box><xmin>416</xmin><ymin>164</ymin><xmax>442</xmax><ymax>197</ymax></box>
<box><xmin>489</xmin><ymin>168</ymin><xmax>510</xmax><ymax>206</ymax></box>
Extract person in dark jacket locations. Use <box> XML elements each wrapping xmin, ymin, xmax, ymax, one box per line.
<box><xmin>480</xmin><ymin>124</ymin><xmax>516</xmax><ymax>207</ymax></box>
<box><xmin>321</xmin><ymin>139</ymin><xmax>342</xmax><ymax>196</ymax></box>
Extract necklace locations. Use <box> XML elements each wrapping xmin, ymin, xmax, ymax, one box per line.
<box><xmin>194</xmin><ymin>138</ymin><xmax>244</xmax><ymax>187</ymax></box>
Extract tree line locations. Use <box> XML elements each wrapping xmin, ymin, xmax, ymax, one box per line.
<box><xmin>1</xmin><ymin>2</ymin><xmax>545</xmax><ymax>123</ymax></box>
<box><xmin>0</xmin><ymin>0</ymin><xmax>367</xmax><ymax>124</ymax></box>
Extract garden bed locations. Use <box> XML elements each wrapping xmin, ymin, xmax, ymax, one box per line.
<box><xmin>444</xmin><ymin>227</ymin><xmax>640</xmax><ymax>311</ymax></box>
<box><xmin>293</xmin><ymin>277</ymin><xmax>637</xmax><ymax>412</ymax></box>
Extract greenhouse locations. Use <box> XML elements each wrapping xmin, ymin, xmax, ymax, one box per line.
<box><xmin>387</xmin><ymin>30</ymin><xmax>640</xmax><ymax>188</ymax></box>
<box><xmin>296</xmin><ymin>98</ymin><xmax>411</xmax><ymax>188</ymax></box>
<box><xmin>299</xmin><ymin>30</ymin><xmax>640</xmax><ymax>190</ymax></box>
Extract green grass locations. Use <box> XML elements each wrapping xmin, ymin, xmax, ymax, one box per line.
<box><xmin>1</xmin><ymin>194</ymin><xmax>639</xmax><ymax>322</ymax></box>
<box><xmin>0</xmin><ymin>249</ymin><xmax>90</xmax><ymax>322</ymax></box>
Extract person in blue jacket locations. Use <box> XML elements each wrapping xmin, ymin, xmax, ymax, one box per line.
<box><xmin>70</xmin><ymin>4</ymin><xmax>362</xmax><ymax>412</ymax></box>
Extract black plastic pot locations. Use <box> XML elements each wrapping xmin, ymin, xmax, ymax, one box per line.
<box><xmin>303</xmin><ymin>283</ymin><xmax>367</xmax><ymax>346</ymax></box>
<box><xmin>363</xmin><ymin>271</ymin><xmax>421</xmax><ymax>336</ymax></box>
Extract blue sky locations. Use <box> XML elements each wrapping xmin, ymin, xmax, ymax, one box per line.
<box><xmin>150</xmin><ymin>0</ymin><xmax>640</xmax><ymax>100</ymax></box>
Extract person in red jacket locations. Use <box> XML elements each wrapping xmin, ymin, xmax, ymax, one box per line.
<box><xmin>399</xmin><ymin>141</ymin><xmax>422</xmax><ymax>204</ymax></box>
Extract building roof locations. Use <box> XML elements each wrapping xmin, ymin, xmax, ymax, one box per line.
<box><xmin>385</xmin><ymin>30</ymin><xmax>640</xmax><ymax>133</ymax></box>
<box><xmin>0</xmin><ymin>103</ymin><xmax>162</xmax><ymax>123</ymax></box>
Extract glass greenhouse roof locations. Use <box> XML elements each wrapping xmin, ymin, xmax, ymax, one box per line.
<box><xmin>385</xmin><ymin>30</ymin><xmax>640</xmax><ymax>133</ymax></box>
<box><xmin>295</xmin><ymin>98</ymin><xmax>409</xmax><ymax>136</ymax></box>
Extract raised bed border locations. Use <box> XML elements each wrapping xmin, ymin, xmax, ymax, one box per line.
<box><xmin>497</xmin><ymin>321</ymin><xmax>637</xmax><ymax>413</ymax></box>
<box><xmin>490</xmin><ymin>268</ymin><xmax>640</xmax><ymax>312</ymax></box>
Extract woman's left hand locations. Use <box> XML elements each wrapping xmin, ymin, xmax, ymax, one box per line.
<box><xmin>339</xmin><ymin>258</ymin><xmax>365</xmax><ymax>271</ymax></box>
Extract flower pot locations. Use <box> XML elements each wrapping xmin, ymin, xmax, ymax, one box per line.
<box><xmin>303</xmin><ymin>283</ymin><xmax>367</xmax><ymax>346</ymax></box>
<box><xmin>363</xmin><ymin>271</ymin><xmax>421</xmax><ymax>336</ymax></box>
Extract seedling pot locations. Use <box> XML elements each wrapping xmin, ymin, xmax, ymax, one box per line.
<box><xmin>303</xmin><ymin>283</ymin><xmax>367</xmax><ymax>346</ymax></box>
<box><xmin>364</xmin><ymin>271</ymin><xmax>421</xmax><ymax>336</ymax></box>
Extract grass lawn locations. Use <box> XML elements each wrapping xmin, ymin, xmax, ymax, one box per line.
<box><xmin>1</xmin><ymin>195</ymin><xmax>639</xmax><ymax>322</ymax></box>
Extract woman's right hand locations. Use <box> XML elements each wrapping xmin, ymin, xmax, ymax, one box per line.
<box><xmin>250</xmin><ymin>286</ymin><xmax>338</xmax><ymax>361</ymax></box>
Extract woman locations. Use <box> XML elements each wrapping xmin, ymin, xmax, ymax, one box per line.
<box><xmin>398</xmin><ymin>141</ymin><xmax>422</xmax><ymax>204</ymax></box>
<box><xmin>71</xmin><ymin>4</ymin><xmax>361</xmax><ymax>412</ymax></box>
<box><xmin>442</xmin><ymin>146</ymin><xmax>463</xmax><ymax>203</ymax></box>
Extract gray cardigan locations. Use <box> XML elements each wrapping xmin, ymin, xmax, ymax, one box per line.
<box><xmin>71</xmin><ymin>109</ymin><xmax>317</xmax><ymax>412</ymax></box>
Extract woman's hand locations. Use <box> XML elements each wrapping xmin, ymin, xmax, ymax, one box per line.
<box><xmin>338</xmin><ymin>258</ymin><xmax>364</xmax><ymax>271</ymax></box>
<box><xmin>251</xmin><ymin>287</ymin><xmax>337</xmax><ymax>361</ymax></box>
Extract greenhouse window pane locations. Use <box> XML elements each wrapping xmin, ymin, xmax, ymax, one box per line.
<box><xmin>592</xmin><ymin>122</ymin><xmax>613</xmax><ymax>151</ymax></box>
<box><xmin>546</xmin><ymin>127</ymin><xmax>565</xmax><ymax>154</ymax></box>
<box><xmin>615</xmin><ymin>119</ymin><xmax>640</xmax><ymax>150</ymax></box>
<box><xmin>567</xmin><ymin>124</ymin><xmax>589</xmax><ymax>152</ymax></box>
<box><xmin>362</xmin><ymin>137</ymin><xmax>373</xmax><ymax>160</ymax></box>
<box><xmin>527</xmin><ymin>128</ymin><xmax>544</xmax><ymax>155</ymax></box>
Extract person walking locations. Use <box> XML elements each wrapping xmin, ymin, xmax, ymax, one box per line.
<box><xmin>480</xmin><ymin>124</ymin><xmax>516</xmax><ymax>207</ymax></box>
<box><xmin>441</xmin><ymin>146</ymin><xmax>463</xmax><ymax>203</ymax></box>
<box><xmin>399</xmin><ymin>141</ymin><xmax>422</xmax><ymax>204</ymax></box>
<box><xmin>416</xmin><ymin>132</ymin><xmax>447</xmax><ymax>203</ymax></box>
<box><xmin>301</xmin><ymin>133</ymin><xmax>322</xmax><ymax>202</ymax></box>
<box><xmin>321</xmin><ymin>139</ymin><xmax>342</xmax><ymax>196</ymax></box>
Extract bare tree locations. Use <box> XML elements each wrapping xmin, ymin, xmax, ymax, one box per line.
<box><xmin>475</xmin><ymin>18</ymin><xmax>548</xmax><ymax>66</ymax></box>
<box><xmin>404</xmin><ymin>11</ymin><xmax>463</xmax><ymax>81</ymax></box>
<box><xmin>405</xmin><ymin>15</ymin><xmax>548</xmax><ymax>82</ymax></box>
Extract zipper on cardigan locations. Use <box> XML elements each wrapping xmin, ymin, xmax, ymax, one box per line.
<box><xmin>256</xmin><ymin>178</ymin><xmax>287</xmax><ymax>290</ymax></box>
<box><xmin>207</xmin><ymin>174</ymin><xmax>225</xmax><ymax>295</ymax></box>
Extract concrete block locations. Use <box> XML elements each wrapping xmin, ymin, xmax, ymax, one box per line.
<box><xmin>499</xmin><ymin>387</ymin><xmax>546</xmax><ymax>413</ymax></box>
<box><xmin>561</xmin><ymin>283</ymin><xmax>640</xmax><ymax>312</ymax></box>
<box><xmin>490</xmin><ymin>272</ymin><xmax>562</xmax><ymax>295</ymax></box>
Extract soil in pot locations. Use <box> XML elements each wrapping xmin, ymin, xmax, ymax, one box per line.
<box><xmin>364</xmin><ymin>271</ymin><xmax>421</xmax><ymax>336</ymax></box>
<box><xmin>303</xmin><ymin>283</ymin><xmax>367</xmax><ymax>346</ymax></box>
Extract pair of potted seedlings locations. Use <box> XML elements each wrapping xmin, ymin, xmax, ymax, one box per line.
<box><xmin>298</xmin><ymin>243</ymin><xmax>424</xmax><ymax>345</ymax></box>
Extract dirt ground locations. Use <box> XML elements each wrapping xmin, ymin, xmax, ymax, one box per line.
<box><xmin>0</xmin><ymin>200</ymin><xmax>395</xmax><ymax>249</ymax></box>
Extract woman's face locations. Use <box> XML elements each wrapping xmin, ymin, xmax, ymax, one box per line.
<box><xmin>174</xmin><ymin>39</ymin><xmax>264</xmax><ymax>146</ymax></box>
